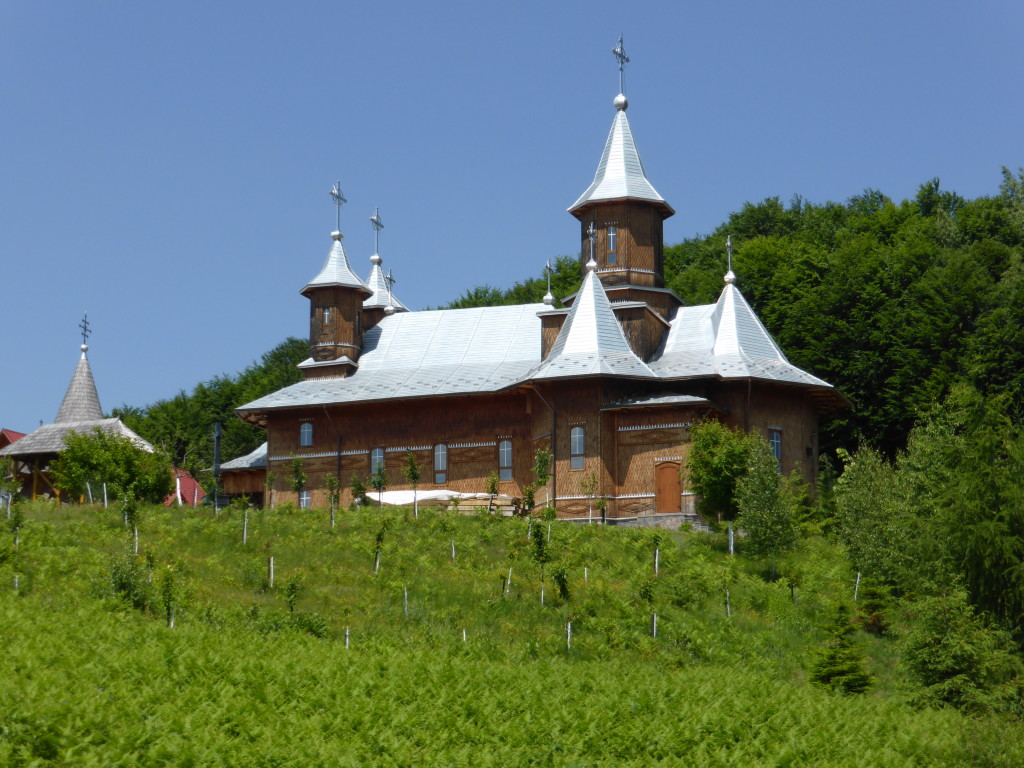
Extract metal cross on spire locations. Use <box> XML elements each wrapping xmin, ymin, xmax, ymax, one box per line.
<box><xmin>545</xmin><ymin>259</ymin><xmax>553</xmax><ymax>294</ymax></box>
<box><xmin>370</xmin><ymin>207</ymin><xmax>383</xmax><ymax>254</ymax></box>
<box><xmin>79</xmin><ymin>312</ymin><xmax>91</xmax><ymax>348</ymax></box>
<box><xmin>330</xmin><ymin>181</ymin><xmax>347</xmax><ymax>231</ymax></box>
<box><xmin>612</xmin><ymin>35</ymin><xmax>629</xmax><ymax>94</ymax></box>
<box><xmin>586</xmin><ymin>221</ymin><xmax>597</xmax><ymax>269</ymax></box>
<box><xmin>727</xmin><ymin>234</ymin><xmax>733</xmax><ymax>272</ymax></box>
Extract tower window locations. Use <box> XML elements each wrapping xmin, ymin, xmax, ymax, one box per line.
<box><xmin>322</xmin><ymin>307</ymin><xmax>331</xmax><ymax>333</ymax></box>
<box><xmin>570</xmin><ymin>426</ymin><xmax>585</xmax><ymax>470</ymax></box>
<box><xmin>607</xmin><ymin>225</ymin><xmax>617</xmax><ymax>265</ymax></box>
<box><xmin>768</xmin><ymin>428</ymin><xmax>783</xmax><ymax>470</ymax></box>
<box><xmin>498</xmin><ymin>439</ymin><xmax>512</xmax><ymax>482</ymax></box>
<box><xmin>299</xmin><ymin>422</ymin><xmax>313</xmax><ymax>447</ymax></box>
<box><xmin>434</xmin><ymin>443</ymin><xmax>448</xmax><ymax>484</ymax></box>
<box><xmin>371</xmin><ymin>448</ymin><xmax>384</xmax><ymax>475</ymax></box>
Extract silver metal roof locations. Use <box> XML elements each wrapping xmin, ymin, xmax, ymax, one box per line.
<box><xmin>364</xmin><ymin>259</ymin><xmax>408</xmax><ymax>311</ymax></box>
<box><xmin>55</xmin><ymin>350</ymin><xmax>103</xmax><ymax>423</ymax></box>
<box><xmin>650</xmin><ymin>283</ymin><xmax>833</xmax><ymax>387</ymax></box>
<box><xmin>221</xmin><ymin>441</ymin><xmax>267</xmax><ymax>470</ymax></box>
<box><xmin>238</xmin><ymin>303</ymin><xmax>547</xmax><ymax>413</ymax></box>
<box><xmin>569</xmin><ymin>108</ymin><xmax>673</xmax><ymax>215</ymax></box>
<box><xmin>0</xmin><ymin>418</ymin><xmax>153</xmax><ymax>457</ymax></box>
<box><xmin>529</xmin><ymin>268</ymin><xmax>654</xmax><ymax>380</ymax></box>
<box><xmin>601</xmin><ymin>393</ymin><xmax>714</xmax><ymax>411</ymax></box>
<box><xmin>301</xmin><ymin>233</ymin><xmax>371</xmax><ymax>296</ymax></box>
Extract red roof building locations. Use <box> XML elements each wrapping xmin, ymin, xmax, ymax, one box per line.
<box><xmin>164</xmin><ymin>468</ymin><xmax>207</xmax><ymax>507</ymax></box>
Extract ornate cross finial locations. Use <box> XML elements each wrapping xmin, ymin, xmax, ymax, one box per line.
<box><xmin>370</xmin><ymin>207</ymin><xmax>383</xmax><ymax>254</ymax></box>
<box><xmin>725</xmin><ymin>234</ymin><xmax>736</xmax><ymax>284</ymax></box>
<box><xmin>612</xmin><ymin>35</ymin><xmax>629</xmax><ymax>95</ymax></box>
<box><xmin>543</xmin><ymin>258</ymin><xmax>554</xmax><ymax>305</ymax></box>
<box><xmin>586</xmin><ymin>222</ymin><xmax>598</xmax><ymax>270</ymax></box>
<box><xmin>384</xmin><ymin>268</ymin><xmax>396</xmax><ymax>293</ymax></box>
<box><xmin>330</xmin><ymin>180</ymin><xmax>347</xmax><ymax>231</ymax></box>
<box><xmin>79</xmin><ymin>312</ymin><xmax>91</xmax><ymax>348</ymax></box>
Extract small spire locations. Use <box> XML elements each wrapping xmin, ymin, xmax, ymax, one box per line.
<box><xmin>586</xmin><ymin>222</ymin><xmax>598</xmax><ymax>271</ymax></box>
<box><xmin>370</xmin><ymin>207</ymin><xmax>383</xmax><ymax>262</ymax></box>
<box><xmin>724</xmin><ymin>234</ymin><xmax>736</xmax><ymax>284</ymax></box>
<box><xmin>330</xmin><ymin>180</ymin><xmax>347</xmax><ymax>232</ymax></box>
<box><xmin>612</xmin><ymin>35</ymin><xmax>629</xmax><ymax>110</ymax></box>
<box><xmin>543</xmin><ymin>259</ymin><xmax>554</xmax><ymax>305</ymax></box>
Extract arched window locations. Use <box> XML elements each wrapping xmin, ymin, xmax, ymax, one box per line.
<box><xmin>299</xmin><ymin>422</ymin><xmax>313</xmax><ymax>447</ymax></box>
<box><xmin>570</xmin><ymin>426</ymin><xmax>585</xmax><ymax>470</ymax></box>
<box><xmin>434</xmin><ymin>444</ymin><xmax>448</xmax><ymax>484</ymax></box>
<box><xmin>371</xmin><ymin>448</ymin><xmax>384</xmax><ymax>476</ymax></box>
<box><xmin>498</xmin><ymin>440</ymin><xmax>513</xmax><ymax>482</ymax></box>
<box><xmin>299</xmin><ymin>490</ymin><xmax>311</xmax><ymax>509</ymax></box>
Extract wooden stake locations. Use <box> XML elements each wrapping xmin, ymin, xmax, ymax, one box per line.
<box><xmin>654</xmin><ymin>548</ymin><xmax>660</xmax><ymax>576</ymax></box>
<box><xmin>566</xmin><ymin>621</ymin><xmax>572</xmax><ymax>651</ymax></box>
<box><xmin>86</xmin><ymin>481</ymin><xmax>93</xmax><ymax>504</ymax></box>
<box><xmin>103</xmin><ymin>482</ymin><xmax>108</xmax><ymax>508</ymax></box>
<box><xmin>584</xmin><ymin>566</ymin><xmax>588</xmax><ymax>587</ymax></box>
<box><xmin>133</xmin><ymin>525</ymin><xmax>139</xmax><ymax>555</ymax></box>
<box><xmin>651</xmin><ymin>613</ymin><xmax>658</xmax><ymax>638</ymax></box>
<box><xmin>374</xmin><ymin>549</ymin><xmax>381</xmax><ymax>575</ymax></box>
<box><xmin>506</xmin><ymin>567</ymin><xmax>512</xmax><ymax>596</ymax></box>
<box><xmin>345</xmin><ymin>626</ymin><xmax>350</xmax><ymax>649</ymax></box>
<box><xmin>13</xmin><ymin>574</ymin><xmax>18</xmax><ymax>592</ymax></box>
<box><xmin>462</xmin><ymin>628</ymin><xmax>467</xmax><ymax>643</ymax></box>
<box><xmin>243</xmin><ymin>509</ymin><xmax>248</xmax><ymax>546</ymax></box>
<box><xmin>268</xmin><ymin>556</ymin><xmax>275</xmax><ymax>589</ymax></box>
<box><xmin>725</xmin><ymin>585</ymin><xmax>731</xmax><ymax>618</ymax></box>
<box><xmin>728</xmin><ymin>521</ymin><xmax>734</xmax><ymax>555</ymax></box>
<box><xmin>404</xmin><ymin>585</ymin><xmax>408</xmax><ymax>617</ymax></box>
<box><xmin>451</xmin><ymin>539</ymin><xmax>456</xmax><ymax>564</ymax></box>
<box><xmin>541</xmin><ymin>583</ymin><xmax>545</xmax><ymax>606</ymax></box>
<box><xmin>854</xmin><ymin>571</ymin><xmax>861</xmax><ymax>602</ymax></box>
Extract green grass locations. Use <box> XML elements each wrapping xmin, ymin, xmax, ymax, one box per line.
<box><xmin>0</xmin><ymin>500</ymin><xmax>1020</xmax><ymax>766</ymax></box>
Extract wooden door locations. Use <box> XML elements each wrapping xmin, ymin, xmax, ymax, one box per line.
<box><xmin>655</xmin><ymin>462</ymin><xmax>681</xmax><ymax>514</ymax></box>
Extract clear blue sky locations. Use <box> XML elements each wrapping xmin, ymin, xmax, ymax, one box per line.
<box><xmin>2</xmin><ymin>1</ymin><xmax>1022</xmax><ymax>431</ymax></box>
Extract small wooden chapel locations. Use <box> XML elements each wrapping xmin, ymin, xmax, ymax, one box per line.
<box><xmin>235</xmin><ymin>44</ymin><xmax>845</xmax><ymax>521</ymax></box>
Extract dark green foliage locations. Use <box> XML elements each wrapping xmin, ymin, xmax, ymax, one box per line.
<box><xmin>902</xmin><ymin>589</ymin><xmax>1020</xmax><ymax>712</ymax></box>
<box><xmin>283</xmin><ymin>576</ymin><xmax>303</xmax><ymax>613</ymax></box>
<box><xmin>810</xmin><ymin>606</ymin><xmax>873</xmax><ymax>694</ymax></box>
<box><xmin>857</xmin><ymin>581</ymin><xmax>892</xmax><ymax>637</ymax></box>
<box><xmin>444</xmin><ymin>255</ymin><xmax>581</xmax><ymax>309</ymax></box>
<box><xmin>51</xmin><ymin>430</ymin><xmax>173</xmax><ymax>504</ymax></box>
<box><xmin>551</xmin><ymin>563</ymin><xmax>570</xmax><ymax>602</ymax></box>
<box><xmin>109</xmin><ymin>552</ymin><xmax>151</xmax><ymax>611</ymax></box>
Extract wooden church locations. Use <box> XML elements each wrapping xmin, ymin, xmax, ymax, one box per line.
<box><xmin>235</xmin><ymin>51</ymin><xmax>845</xmax><ymax>521</ymax></box>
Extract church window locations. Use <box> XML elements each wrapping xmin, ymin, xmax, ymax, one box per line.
<box><xmin>768</xmin><ymin>428</ymin><xmax>783</xmax><ymax>470</ymax></box>
<box><xmin>371</xmin><ymin>448</ymin><xmax>384</xmax><ymax>475</ymax></box>
<box><xmin>434</xmin><ymin>443</ymin><xmax>448</xmax><ymax>484</ymax></box>
<box><xmin>607</xmin><ymin>225</ymin><xmax>618</xmax><ymax>265</ymax></box>
<box><xmin>570</xmin><ymin>427</ymin><xmax>585</xmax><ymax>470</ymax></box>
<box><xmin>299</xmin><ymin>422</ymin><xmax>313</xmax><ymax>447</ymax></box>
<box><xmin>498</xmin><ymin>440</ymin><xmax>512</xmax><ymax>481</ymax></box>
<box><xmin>299</xmin><ymin>490</ymin><xmax>311</xmax><ymax>509</ymax></box>
<box><xmin>322</xmin><ymin>307</ymin><xmax>331</xmax><ymax>333</ymax></box>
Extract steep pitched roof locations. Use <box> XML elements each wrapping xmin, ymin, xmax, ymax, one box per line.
<box><xmin>569</xmin><ymin>105</ymin><xmax>673</xmax><ymax>217</ymax></box>
<box><xmin>529</xmin><ymin>267</ymin><xmax>654</xmax><ymax>380</ymax></box>
<box><xmin>55</xmin><ymin>348</ymin><xmax>103</xmax><ymax>422</ymax></box>
<box><xmin>364</xmin><ymin>257</ymin><xmax>408</xmax><ymax>311</ymax></box>
<box><xmin>301</xmin><ymin>232</ymin><xmax>371</xmax><ymax>297</ymax></box>
<box><xmin>650</xmin><ymin>280</ymin><xmax>835</xmax><ymax>389</ymax></box>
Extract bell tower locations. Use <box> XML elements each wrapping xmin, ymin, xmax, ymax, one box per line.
<box><xmin>298</xmin><ymin>183</ymin><xmax>372</xmax><ymax>379</ymax></box>
<box><xmin>567</xmin><ymin>37</ymin><xmax>678</xmax><ymax>321</ymax></box>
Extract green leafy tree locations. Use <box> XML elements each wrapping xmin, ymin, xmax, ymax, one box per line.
<box><xmin>51</xmin><ymin>429</ymin><xmax>173</xmax><ymax>504</ymax></box>
<box><xmin>402</xmin><ymin>452</ymin><xmax>421</xmax><ymax>518</ymax></box>
<box><xmin>736</xmin><ymin>436</ymin><xmax>796</xmax><ymax>579</ymax></box>
<box><xmin>810</xmin><ymin>606</ymin><xmax>873</xmax><ymax>694</ymax></box>
<box><xmin>532</xmin><ymin>448</ymin><xmax>552</xmax><ymax>509</ymax></box>
<box><xmin>264</xmin><ymin>470</ymin><xmax>276</xmax><ymax>509</ymax></box>
<box><xmin>370</xmin><ymin>461</ymin><xmax>388</xmax><ymax>505</ymax></box>
<box><xmin>324</xmin><ymin>473</ymin><xmax>340</xmax><ymax>527</ymax></box>
<box><xmin>685</xmin><ymin>421</ymin><xmax>754</xmax><ymax>522</ymax></box>
<box><xmin>350</xmin><ymin>475</ymin><xmax>368</xmax><ymax>508</ymax></box>
<box><xmin>485</xmin><ymin>470</ymin><xmax>499</xmax><ymax>514</ymax></box>
<box><xmin>289</xmin><ymin>458</ymin><xmax>306</xmax><ymax>503</ymax></box>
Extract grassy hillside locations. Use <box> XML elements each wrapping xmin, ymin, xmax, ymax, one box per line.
<box><xmin>1</xmin><ymin>501</ymin><xmax>1021</xmax><ymax>766</ymax></box>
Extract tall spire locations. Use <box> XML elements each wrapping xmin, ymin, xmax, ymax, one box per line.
<box><xmin>302</xmin><ymin>184</ymin><xmax>370</xmax><ymax>296</ymax></box>
<box><xmin>55</xmin><ymin>331</ymin><xmax>103</xmax><ymax>423</ymax></box>
<box><xmin>363</xmin><ymin>207</ymin><xmax>407</xmax><ymax>312</ymax></box>
<box><xmin>569</xmin><ymin>40</ymin><xmax>672</xmax><ymax>218</ymax></box>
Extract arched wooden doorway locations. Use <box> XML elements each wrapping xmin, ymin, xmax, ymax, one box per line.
<box><xmin>655</xmin><ymin>462</ymin><xmax>681</xmax><ymax>514</ymax></box>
